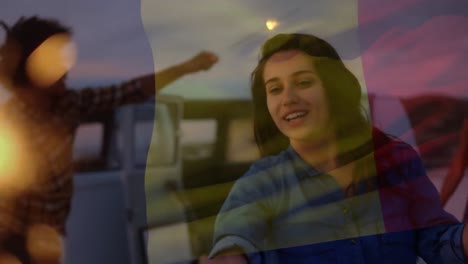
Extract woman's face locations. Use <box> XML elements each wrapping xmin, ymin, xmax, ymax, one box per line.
<box><xmin>263</xmin><ymin>50</ymin><xmax>331</xmax><ymax>143</ymax></box>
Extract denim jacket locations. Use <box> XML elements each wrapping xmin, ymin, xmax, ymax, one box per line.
<box><xmin>210</xmin><ymin>129</ymin><xmax>465</xmax><ymax>264</ymax></box>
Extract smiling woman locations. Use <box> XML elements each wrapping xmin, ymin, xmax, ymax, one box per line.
<box><xmin>206</xmin><ymin>33</ymin><xmax>467</xmax><ymax>264</ymax></box>
<box><xmin>251</xmin><ymin>34</ymin><xmax>364</xmax><ymax>159</ymax></box>
<box><xmin>263</xmin><ymin>50</ymin><xmax>332</xmax><ymax>148</ymax></box>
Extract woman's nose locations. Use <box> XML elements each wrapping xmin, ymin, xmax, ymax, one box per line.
<box><xmin>282</xmin><ymin>86</ymin><xmax>299</xmax><ymax>106</ymax></box>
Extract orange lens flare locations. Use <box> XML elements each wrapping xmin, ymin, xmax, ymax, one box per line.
<box><xmin>0</xmin><ymin>124</ymin><xmax>35</xmax><ymax>196</ymax></box>
<box><xmin>26</xmin><ymin>33</ymin><xmax>77</xmax><ymax>88</ymax></box>
<box><xmin>0</xmin><ymin>127</ymin><xmax>19</xmax><ymax>175</ymax></box>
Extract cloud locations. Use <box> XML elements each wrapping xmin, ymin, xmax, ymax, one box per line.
<box><xmin>4</xmin><ymin>0</ymin><xmax>465</xmax><ymax>98</ymax></box>
<box><xmin>362</xmin><ymin>15</ymin><xmax>468</xmax><ymax>97</ymax></box>
<box><xmin>141</xmin><ymin>0</ymin><xmax>362</xmax><ymax>99</ymax></box>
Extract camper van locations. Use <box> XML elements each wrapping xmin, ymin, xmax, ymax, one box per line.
<box><xmin>67</xmin><ymin>94</ymin><xmax>260</xmax><ymax>264</ymax></box>
<box><xmin>67</xmin><ymin>94</ymin><xmax>187</xmax><ymax>264</ymax></box>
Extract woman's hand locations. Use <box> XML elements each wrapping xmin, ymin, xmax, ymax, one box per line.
<box><xmin>151</xmin><ymin>50</ymin><xmax>219</xmax><ymax>93</ymax></box>
<box><xmin>179</xmin><ymin>51</ymin><xmax>219</xmax><ymax>74</ymax></box>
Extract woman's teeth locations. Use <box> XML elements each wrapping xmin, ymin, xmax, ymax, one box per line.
<box><xmin>285</xmin><ymin>112</ymin><xmax>306</xmax><ymax>121</ymax></box>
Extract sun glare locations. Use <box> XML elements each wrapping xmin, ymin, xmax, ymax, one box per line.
<box><xmin>0</xmin><ymin>129</ymin><xmax>17</xmax><ymax>172</ymax></box>
<box><xmin>266</xmin><ymin>19</ymin><xmax>279</xmax><ymax>31</ymax></box>
<box><xmin>0</xmin><ymin>125</ymin><xmax>34</xmax><ymax>195</ymax></box>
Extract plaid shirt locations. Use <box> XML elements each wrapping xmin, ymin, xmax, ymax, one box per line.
<box><xmin>0</xmin><ymin>79</ymin><xmax>151</xmax><ymax>236</ymax></box>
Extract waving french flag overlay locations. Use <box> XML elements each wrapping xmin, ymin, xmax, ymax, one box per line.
<box><xmin>358</xmin><ymin>0</ymin><xmax>468</xmax><ymax>233</ymax></box>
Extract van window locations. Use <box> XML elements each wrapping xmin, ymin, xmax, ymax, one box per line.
<box><xmin>180</xmin><ymin>119</ymin><xmax>217</xmax><ymax>160</ymax></box>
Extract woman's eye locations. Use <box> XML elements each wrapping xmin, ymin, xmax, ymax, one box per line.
<box><xmin>268</xmin><ymin>87</ymin><xmax>281</xmax><ymax>94</ymax></box>
<box><xmin>297</xmin><ymin>79</ymin><xmax>313</xmax><ymax>88</ymax></box>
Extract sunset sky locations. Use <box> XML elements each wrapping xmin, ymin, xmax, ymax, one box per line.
<box><xmin>1</xmin><ymin>0</ymin><xmax>467</xmax><ymax>99</ymax></box>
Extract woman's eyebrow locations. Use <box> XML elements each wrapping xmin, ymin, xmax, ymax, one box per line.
<box><xmin>292</xmin><ymin>70</ymin><xmax>316</xmax><ymax>76</ymax></box>
<box><xmin>265</xmin><ymin>77</ymin><xmax>280</xmax><ymax>86</ymax></box>
<box><xmin>264</xmin><ymin>70</ymin><xmax>316</xmax><ymax>85</ymax></box>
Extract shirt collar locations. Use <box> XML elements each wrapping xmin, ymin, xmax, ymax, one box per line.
<box><xmin>285</xmin><ymin>145</ymin><xmax>322</xmax><ymax>179</ymax></box>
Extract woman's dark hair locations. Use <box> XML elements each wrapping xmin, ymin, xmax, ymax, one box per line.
<box><xmin>0</xmin><ymin>16</ymin><xmax>71</xmax><ymax>87</ymax></box>
<box><xmin>251</xmin><ymin>33</ymin><xmax>369</xmax><ymax>157</ymax></box>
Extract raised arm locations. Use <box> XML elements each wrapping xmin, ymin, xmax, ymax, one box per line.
<box><xmin>72</xmin><ymin>51</ymin><xmax>218</xmax><ymax>117</ymax></box>
<box><xmin>137</xmin><ymin>51</ymin><xmax>219</xmax><ymax>95</ymax></box>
